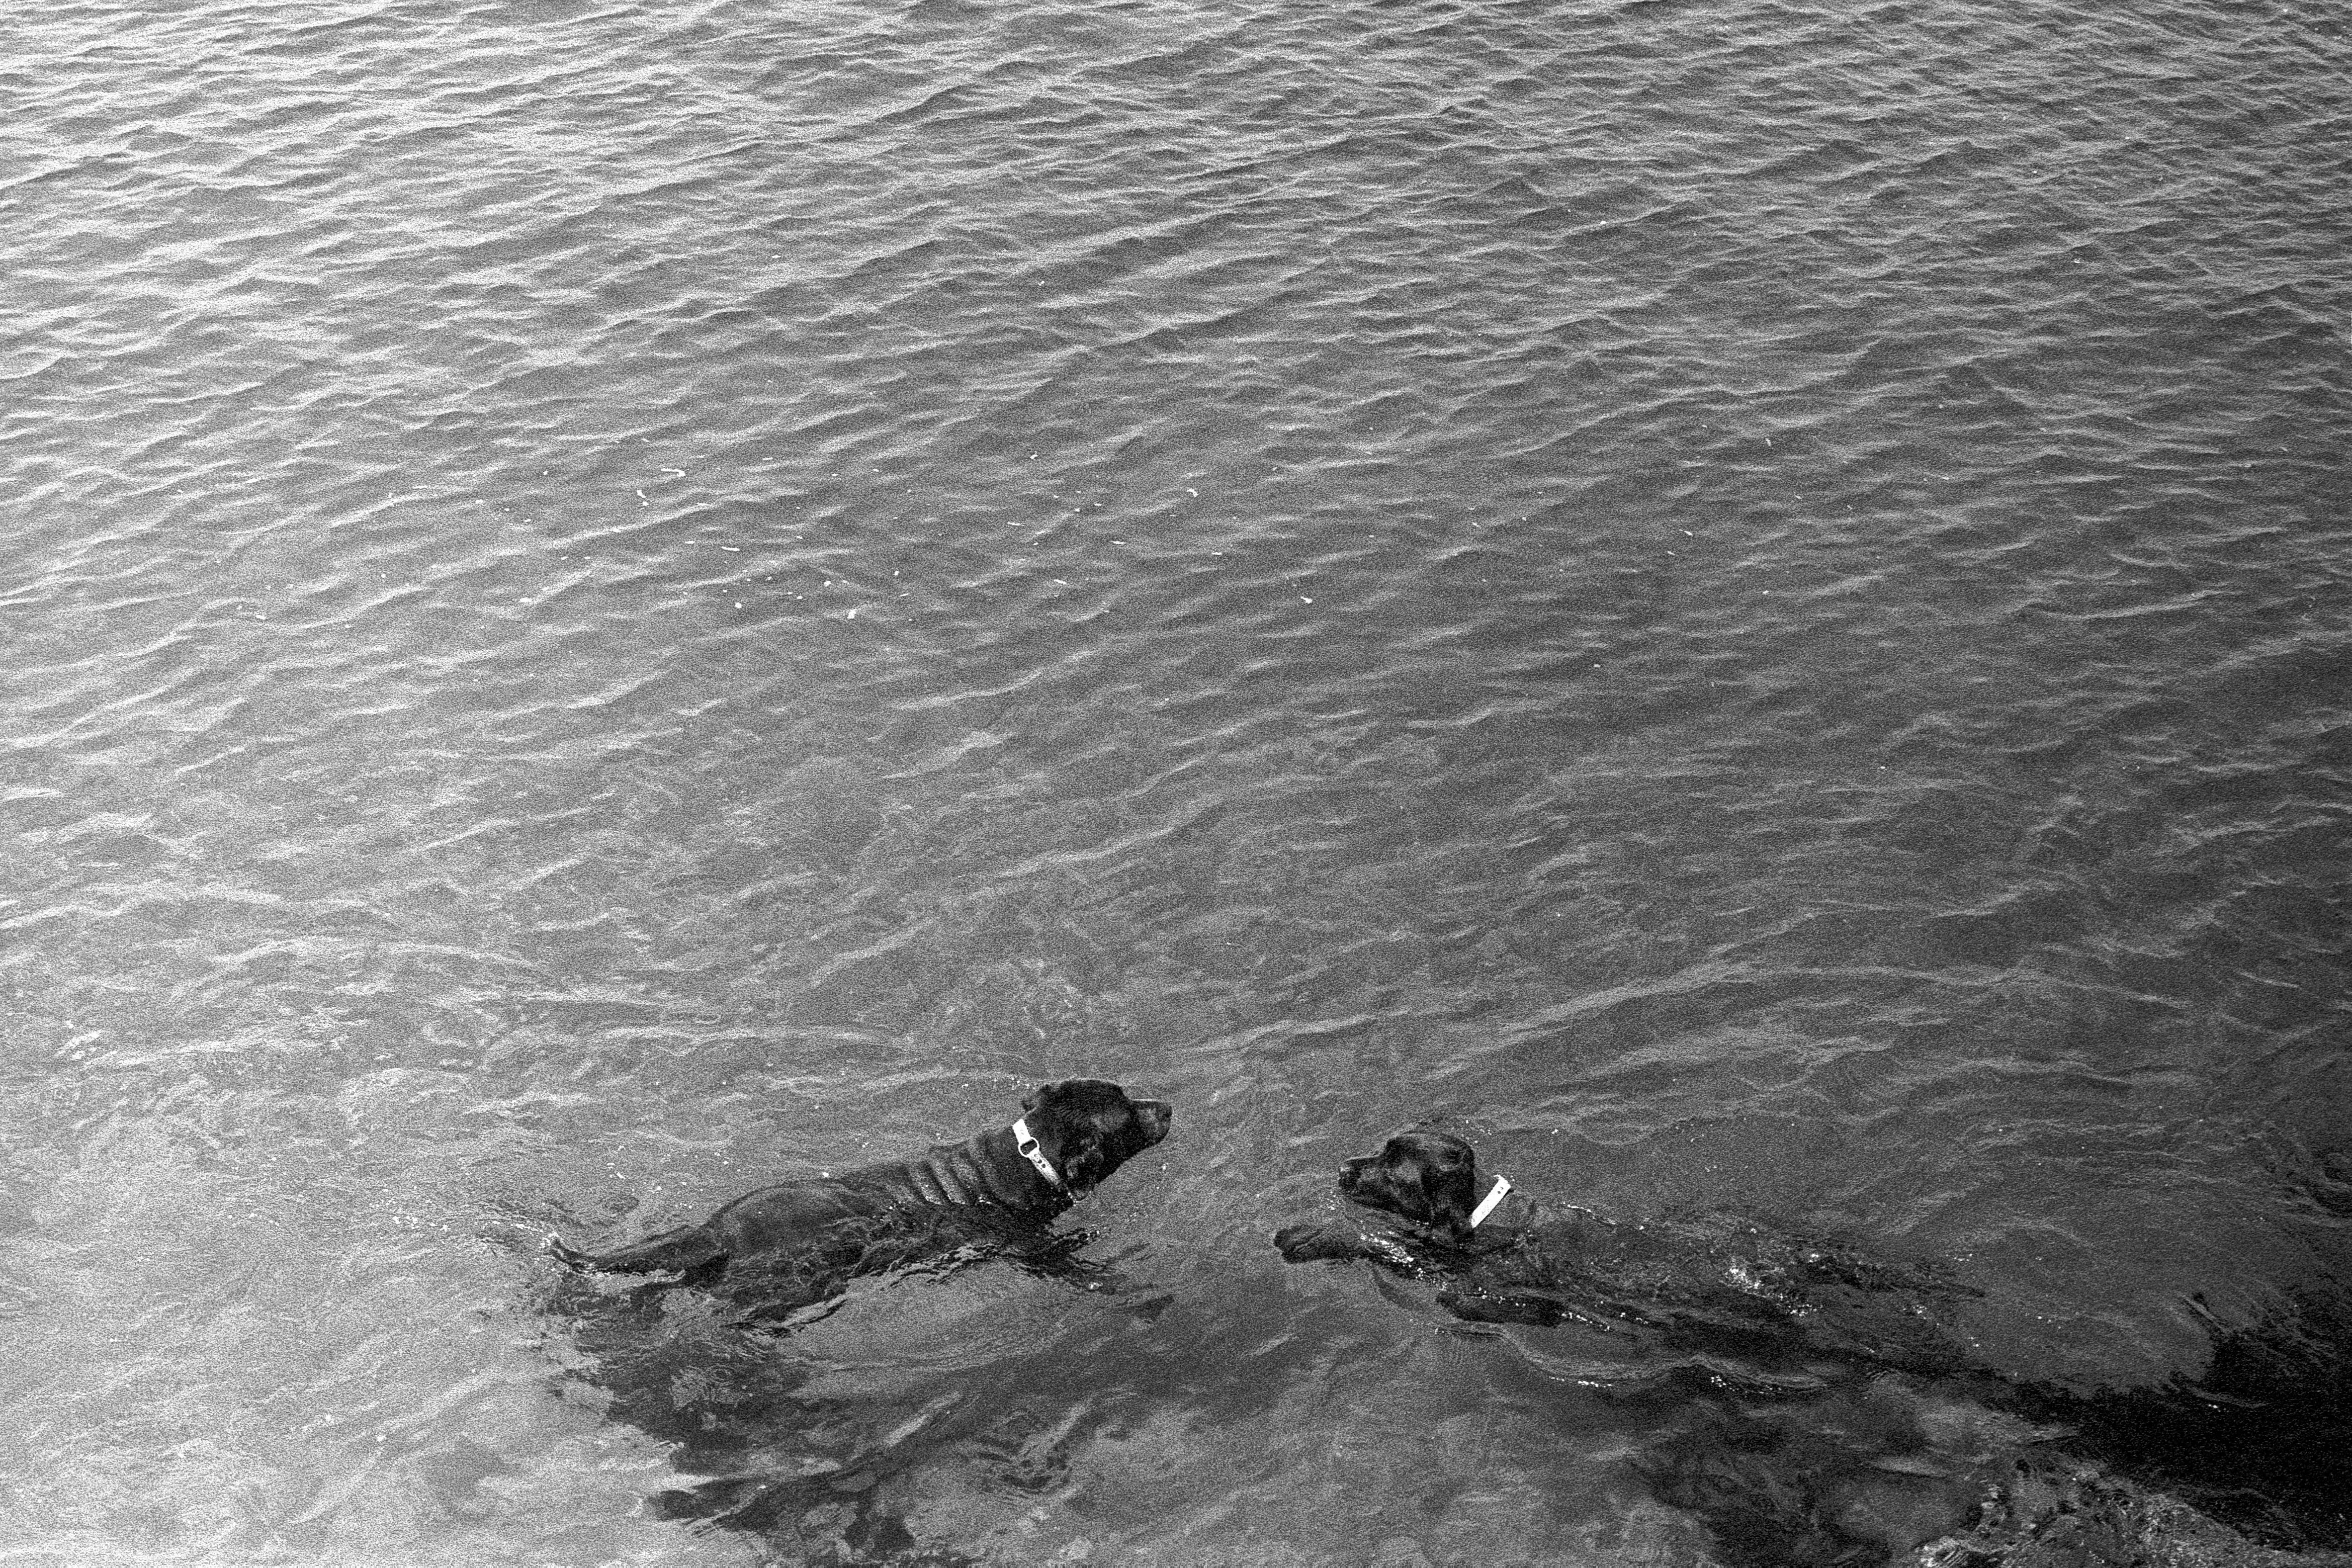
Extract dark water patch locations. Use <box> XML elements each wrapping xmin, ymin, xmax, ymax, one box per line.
<box><xmin>2019</xmin><ymin>1290</ymin><xmax>2352</xmax><ymax>1549</ymax></box>
<box><xmin>1461</xmin><ymin>1261</ymin><xmax>2352</xmax><ymax>1566</ymax></box>
<box><xmin>551</xmin><ymin>1250</ymin><xmax>1334</xmax><ymax>1559</ymax></box>
<box><xmin>1630</xmin><ymin>1375</ymin><xmax>2020</xmax><ymax>1568</ymax></box>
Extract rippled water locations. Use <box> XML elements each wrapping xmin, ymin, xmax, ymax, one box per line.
<box><xmin>6</xmin><ymin>0</ymin><xmax>2350</xmax><ymax>1560</ymax></box>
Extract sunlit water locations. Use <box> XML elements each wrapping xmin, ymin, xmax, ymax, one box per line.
<box><xmin>5</xmin><ymin>0</ymin><xmax>2349</xmax><ymax>1560</ymax></box>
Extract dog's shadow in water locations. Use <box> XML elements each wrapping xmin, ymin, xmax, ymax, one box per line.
<box><xmin>1489</xmin><ymin>1274</ymin><xmax>2352</xmax><ymax>1568</ymax></box>
<box><xmin>1278</xmin><ymin>1131</ymin><xmax>2352</xmax><ymax>1566</ymax></box>
<box><xmin>541</xmin><ymin>1203</ymin><xmax>1278</xmax><ymax>1565</ymax></box>
<box><xmin>546</xmin><ymin>1220</ymin><xmax>1138</xmax><ymax>1553</ymax></box>
<box><xmin>534</xmin><ymin>1079</ymin><xmax>1179</xmax><ymax>1554</ymax></box>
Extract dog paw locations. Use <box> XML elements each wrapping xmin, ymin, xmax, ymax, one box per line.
<box><xmin>1437</xmin><ymin>1289</ymin><xmax>1566</xmax><ymax>1327</ymax></box>
<box><xmin>1275</xmin><ymin>1223</ymin><xmax>1362</xmax><ymax>1263</ymax></box>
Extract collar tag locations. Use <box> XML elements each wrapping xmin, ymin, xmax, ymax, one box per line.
<box><xmin>1468</xmin><ymin>1174</ymin><xmax>1512</xmax><ymax>1229</ymax></box>
<box><xmin>1010</xmin><ymin>1117</ymin><xmax>1064</xmax><ymax>1189</ymax></box>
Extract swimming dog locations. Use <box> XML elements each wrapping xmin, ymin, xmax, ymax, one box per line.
<box><xmin>1275</xmin><ymin>1129</ymin><xmax>1975</xmax><ymax>1373</ymax></box>
<box><xmin>556</xmin><ymin>1079</ymin><xmax>1171</xmax><ymax>1320</ymax></box>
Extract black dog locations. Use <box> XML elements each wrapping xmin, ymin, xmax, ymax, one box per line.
<box><xmin>1279</xmin><ymin>1133</ymin><xmax>2352</xmax><ymax>1564</ymax></box>
<box><xmin>556</xmin><ymin>1079</ymin><xmax>1171</xmax><ymax>1321</ymax></box>
<box><xmin>1275</xmin><ymin>1129</ymin><xmax>1975</xmax><ymax>1374</ymax></box>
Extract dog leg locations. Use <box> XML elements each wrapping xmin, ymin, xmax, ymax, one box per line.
<box><xmin>554</xmin><ymin>1223</ymin><xmax>726</xmax><ymax>1275</ymax></box>
<box><xmin>1274</xmin><ymin>1221</ymin><xmax>1372</xmax><ymax>1263</ymax></box>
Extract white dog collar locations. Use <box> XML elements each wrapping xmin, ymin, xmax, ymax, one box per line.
<box><xmin>1467</xmin><ymin>1174</ymin><xmax>1512</xmax><ymax>1229</ymax></box>
<box><xmin>1010</xmin><ymin>1117</ymin><xmax>1064</xmax><ymax>1189</ymax></box>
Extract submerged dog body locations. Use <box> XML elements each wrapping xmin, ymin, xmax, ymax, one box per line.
<box><xmin>556</xmin><ymin>1079</ymin><xmax>1171</xmax><ymax>1316</ymax></box>
<box><xmin>1277</xmin><ymin>1129</ymin><xmax>1975</xmax><ymax>1373</ymax></box>
<box><xmin>1276</xmin><ymin>1133</ymin><xmax>2352</xmax><ymax>1563</ymax></box>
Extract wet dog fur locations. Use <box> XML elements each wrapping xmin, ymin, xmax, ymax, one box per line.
<box><xmin>1276</xmin><ymin>1129</ymin><xmax>1977</xmax><ymax>1373</ymax></box>
<box><xmin>554</xmin><ymin>1078</ymin><xmax>1170</xmax><ymax>1319</ymax></box>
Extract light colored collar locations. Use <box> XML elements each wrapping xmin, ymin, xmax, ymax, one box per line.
<box><xmin>1467</xmin><ymin>1174</ymin><xmax>1512</xmax><ymax>1229</ymax></box>
<box><xmin>1010</xmin><ymin>1117</ymin><xmax>1064</xmax><ymax>1189</ymax></box>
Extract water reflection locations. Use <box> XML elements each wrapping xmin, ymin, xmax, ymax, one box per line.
<box><xmin>1268</xmin><ymin>1137</ymin><xmax>2352</xmax><ymax>1568</ymax></box>
<box><xmin>541</xmin><ymin>1082</ymin><xmax>1184</xmax><ymax>1555</ymax></box>
<box><xmin>2019</xmin><ymin>1288</ymin><xmax>2352</xmax><ymax>1552</ymax></box>
<box><xmin>536</xmin><ymin>1187</ymin><xmax>2352</xmax><ymax>1567</ymax></box>
<box><xmin>551</xmin><ymin>1251</ymin><xmax>1326</xmax><ymax>1560</ymax></box>
<box><xmin>540</xmin><ymin>1130</ymin><xmax>2352</xmax><ymax>1567</ymax></box>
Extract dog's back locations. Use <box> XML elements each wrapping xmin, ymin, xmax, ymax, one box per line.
<box><xmin>553</xmin><ymin>1079</ymin><xmax>1172</xmax><ymax>1312</ymax></box>
<box><xmin>1282</xmin><ymin>1129</ymin><xmax>1978</xmax><ymax>1375</ymax></box>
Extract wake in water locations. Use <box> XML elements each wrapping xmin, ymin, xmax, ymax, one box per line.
<box><xmin>1276</xmin><ymin>1129</ymin><xmax>2352</xmax><ymax>1567</ymax></box>
<box><xmin>1630</xmin><ymin>1289</ymin><xmax>2352</xmax><ymax>1568</ymax></box>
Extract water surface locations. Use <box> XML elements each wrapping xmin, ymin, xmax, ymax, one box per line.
<box><xmin>5</xmin><ymin>0</ymin><xmax>2350</xmax><ymax>1560</ymax></box>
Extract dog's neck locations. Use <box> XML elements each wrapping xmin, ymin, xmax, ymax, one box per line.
<box><xmin>1402</xmin><ymin>1174</ymin><xmax>1522</xmax><ymax>1251</ymax></box>
<box><xmin>1467</xmin><ymin>1173</ymin><xmax>1513</xmax><ymax>1229</ymax></box>
<box><xmin>976</xmin><ymin>1122</ymin><xmax>1072</xmax><ymax>1209</ymax></box>
<box><xmin>1009</xmin><ymin>1116</ymin><xmax>1065</xmax><ymax>1190</ymax></box>
<box><xmin>1383</xmin><ymin>1213</ymin><xmax>1515</xmax><ymax>1259</ymax></box>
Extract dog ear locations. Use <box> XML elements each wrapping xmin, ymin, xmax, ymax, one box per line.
<box><xmin>1412</xmin><ymin>1138</ymin><xmax>1479</xmax><ymax>1229</ymax></box>
<box><xmin>1424</xmin><ymin>1168</ymin><xmax>1470</xmax><ymax>1227</ymax></box>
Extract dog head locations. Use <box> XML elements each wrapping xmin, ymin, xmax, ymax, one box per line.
<box><xmin>1021</xmin><ymin>1079</ymin><xmax>1173</xmax><ymax>1195</ymax></box>
<box><xmin>1337</xmin><ymin>1129</ymin><xmax>1482</xmax><ymax>1234</ymax></box>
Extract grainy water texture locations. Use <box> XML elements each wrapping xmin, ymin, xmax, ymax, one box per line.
<box><xmin>4</xmin><ymin>0</ymin><xmax>2349</xmax><ymax>1561</ymax></box>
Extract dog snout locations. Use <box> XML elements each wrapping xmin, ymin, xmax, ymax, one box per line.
<box><xmin>1135</xmin><ymin>1099</ymin><xmax>1173</xmax><ymax>1144</ymax></box>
